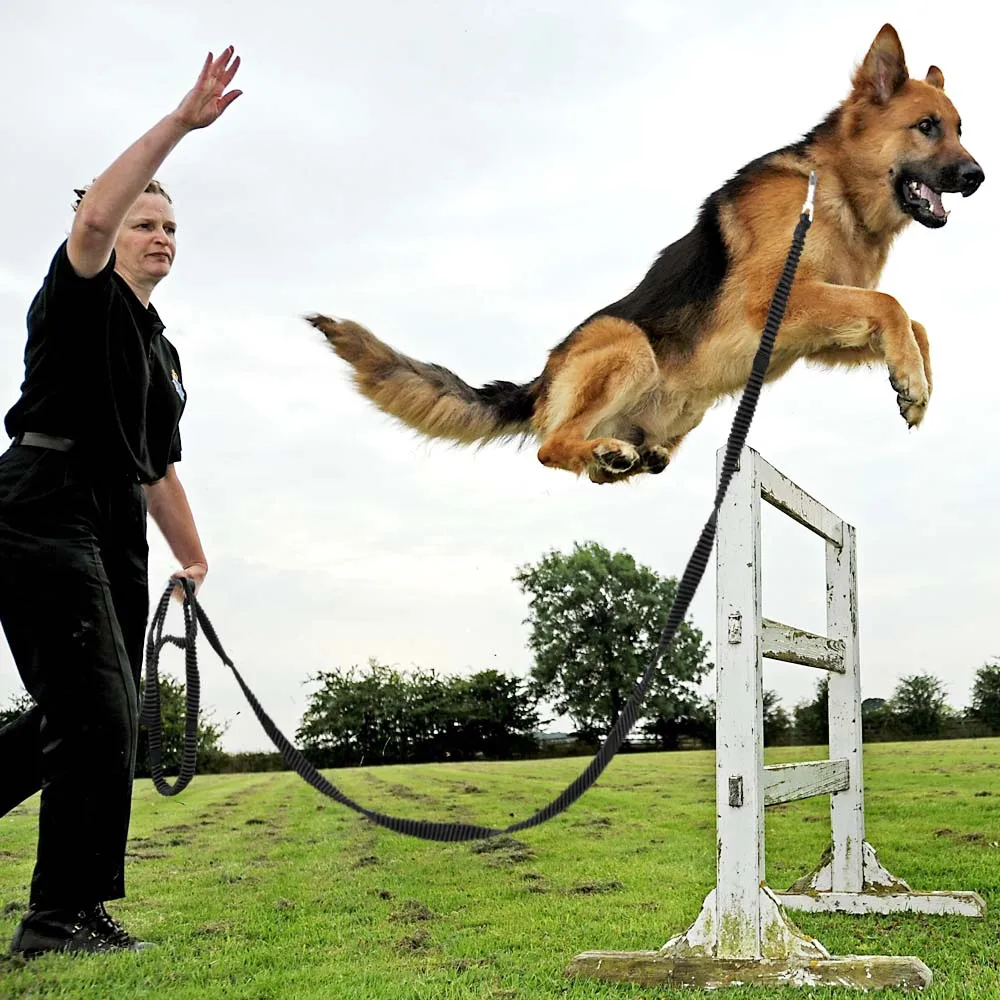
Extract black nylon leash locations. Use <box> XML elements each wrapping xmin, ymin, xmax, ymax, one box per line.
<box><xmin>142</xmin><ymin>172</ymin><xmax>817</xmax><ymax>838</ymax></box>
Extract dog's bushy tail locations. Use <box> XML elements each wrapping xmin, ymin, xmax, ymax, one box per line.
<box><xmin>307</xmin><ymin>314</ymin><xmax>539</xmax><ymax>444</ymax></box>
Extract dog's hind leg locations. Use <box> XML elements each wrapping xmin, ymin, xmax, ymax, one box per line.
<box><xmin>535</xmin><ymin>317</ymin><xmax>660</xmax><ymax>480</ymax></box>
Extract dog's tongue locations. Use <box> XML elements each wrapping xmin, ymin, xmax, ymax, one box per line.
<box><xmin>918</xmin><ymin>182</ymin><xmax>947</xmax><ymax>217</ymax></box>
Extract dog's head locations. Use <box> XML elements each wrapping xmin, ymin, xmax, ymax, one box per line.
<box><xmin>844</xmin><ymin>24</ymin><xmax>984</xmax><ymax>230</ymax></box>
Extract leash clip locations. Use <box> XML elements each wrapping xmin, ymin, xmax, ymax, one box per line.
<box><xmin>802</xmin><ymin>171</ymin><xmax>818</xmax><ymax>220</ymax></box>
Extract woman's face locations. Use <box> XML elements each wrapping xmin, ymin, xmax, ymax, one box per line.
<box><xmin>114</xmin><ymin>193</ymin><xmax>177</xmax><ymax>290</ymax></box>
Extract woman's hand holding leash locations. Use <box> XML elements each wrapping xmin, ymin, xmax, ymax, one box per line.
<box><xmin>171</xmin><ymin>562</ymin><xmax>207</xmax><ymax>601</ymax></box>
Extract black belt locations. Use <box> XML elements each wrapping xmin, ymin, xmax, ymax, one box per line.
<box><xmin>13</xmin><ymin>431</ymin><xmax>76</xmax><ymax>452</ymax></box>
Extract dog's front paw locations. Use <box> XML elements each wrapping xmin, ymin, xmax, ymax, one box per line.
<box><xmin>591</xmin><ymin>439</ymin><xmax>640</xmax><ymax>476</ymax></box>
<box><xmin>888</xmin><ymin>365</ymin><xmax>930</xmax><ymax>428</ymax></box>
<box><xmin>639</xmin><ymin>445</ymin><xmax>671</xmax><ymax>475</ymax></box>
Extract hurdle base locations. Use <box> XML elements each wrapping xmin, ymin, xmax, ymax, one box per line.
<box><xmin>779</xmin><ymin>841</ymin><xmax>987</xmax><ymax>918</ymax></box>
<box><xmin>777</xmin><ymin>890</ymin><xmax>986</xmax><ymax>917</ymax></box>
<box><xmin>565</xmin><ymin>951</ymin><xmax>933</xmax><ymax>990</ymax></box>
<box><xmin>567</xmin><ymin>886</ymin><xmax>932</xmax><ymax>990</ymax></box>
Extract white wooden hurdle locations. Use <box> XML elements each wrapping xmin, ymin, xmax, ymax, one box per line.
<box><xmin>568</xmin><ymin>445</ymin><xmax>985</xmax><ymax>990</ymax></box>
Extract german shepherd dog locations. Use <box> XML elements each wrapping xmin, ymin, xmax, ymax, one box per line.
<box><xmin>308</xmin><ymin>24</ymin><xmax>984</xmax><ymax>484</ymax></box>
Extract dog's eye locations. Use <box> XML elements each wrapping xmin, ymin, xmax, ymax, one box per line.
<box><xmin>916</xmin><ymin>118</ymin><xmax>937</xmax><ymax>136</ymax></box>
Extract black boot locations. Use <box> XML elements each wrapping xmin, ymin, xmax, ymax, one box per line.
<box><xmin>10</xmin><ymin>902</ymin><xmax>154</xmax><ymax>956</ymax></box>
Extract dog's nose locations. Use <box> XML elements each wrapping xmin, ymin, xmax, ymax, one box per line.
<box><xmin>959</xmin><ymin>160</ymin><xmax>985</xmax><ymax>196</ymax></box>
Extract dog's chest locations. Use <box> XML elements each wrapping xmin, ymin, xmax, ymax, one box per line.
<box><xmin>821</xmin><ymin>233</ymin><xmax>889</xmax><ymax>289</ymax></box>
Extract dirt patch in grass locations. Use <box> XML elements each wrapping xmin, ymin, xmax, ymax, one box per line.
<box><xmin>521</xmin><ymin>870</ymin><xmax>549</xmax><ymax>892</ymax></box>
<box><xmin>452</xmin><ymin>957</ymin><xmax>493</xmax><ymax>971</ymax></box>
<box><xmin>395</xmin><ymin>929</ymin><xmax>431</xmax><ymax>952</ymax></box>
<box><xmin>471</xmin><ymin>836</ymin><xmax>535</xmax><ymax>865</ymax></box>
<box><xmin>571</xmin><ymin>816</ymin><xmax>613</xmax><ymax>828</ymax></box>
<box><xmin>569</xmin><ymin>880</ymin><xmax>625</xmax><ymax>895</ymax></box>
<box><xmin>192</xmin><ymin>922</ymin><xmax>231</xmax><ymax>936</ymax></box>
<box><xmin>359</xmin><ymin>772</ymin><xmax>439</xmax><ymax>805</ymax></box>
<box><xmin>390</xmin><ymin>900</ymin><xmax>436</xmax><ymax>924</ymax></box>
<box><xmin>353</xmin><ymin>855</ymin><xmax>379</xmax><ymax>869</ymax></box>
<box><xmin>933</xmin><ymin>828</ymin><xmax>995</xmax><ymax>847</ymax></box>
<box><xmin>387</xmin><ymin>783</ymin><xmax>433</xmax><ymax>802</ymax></box>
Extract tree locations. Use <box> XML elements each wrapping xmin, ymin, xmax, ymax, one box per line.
<box><xmin>0</xmin><ymin>691</ymin><xmax>35</xmax><ymax>730</ymax></box>
<box><xmin>298</xmin><ymin>659</ymin><xmax>412</xmax><ymax>767</ymax></box>
<box><xmin>763</xmin><ymin>689</ymin><xmax>792</xmax><ymax>746</ymax></box>
<box><xmin>136</xmin><ymin>673</ymin><xmax>227</xmax><ymax>778</ymax></box>
<box><xmin>642</xmin><ymin>691</ymin><xmax>716</xmax><ymax>750</ymax></box>
<box><xmin>968</xmin><ymin>659</ymin><xmax>1000</xmax><ymax>733</ymax></box>
<box><xmin>296</xmin><ymin>660</ymin><xmax>540</xmax><ymax>766</ymax></box>
<box><xmin>793</xmin><ymin>676</ymin><xmax>829</xmax><ymax>745</ymax></box>
<box><xmin>890</xmin><ymin>673</ymin><xmax>952</xmax><ymax>738</ymax></box>
<box><xmin>861</xmin><ymin>697</ymin><xmax>900</xmax><ymax>742</ymax></box>
<box><xmin>447</xmin><ymin>670</ymin><xmax>540</xmax><ymax>759</ymax></box>
<box><xmin>515</xmin><ymin>541</ymin><xmax>712</xmax><ymax>739</ymax></box>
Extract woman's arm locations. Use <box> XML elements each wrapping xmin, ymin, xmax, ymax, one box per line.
<box><xmin>144</xmin><ymin>465</ymin><xmax>209</xmax><ymax>595</ymax></box>
<box><xmin>68</xmin><ymin>47</ymin><xmax>242</xmax><ymax>278</ymax></box>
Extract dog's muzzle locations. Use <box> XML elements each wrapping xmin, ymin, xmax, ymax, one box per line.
<box><xmin>955</xmin><ymin>160</ymin><xmax>985</xmax><ymax>197</ymax></box>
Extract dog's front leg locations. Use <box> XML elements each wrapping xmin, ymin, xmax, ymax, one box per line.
<box><xmin>909</xmin><ymin>319</ymin><xmax>933</xmax><ymax>398</ymax></box>
<box><xmin>760</xmin><ymin>281</ymin><xmax>931</xmax><ymax>427</ymax></box>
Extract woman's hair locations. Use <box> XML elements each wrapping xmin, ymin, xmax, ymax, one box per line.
<box><xmin>72</xmin><ymin>179</ymin><xmax>172</xmax><ymax>212</ymax></box>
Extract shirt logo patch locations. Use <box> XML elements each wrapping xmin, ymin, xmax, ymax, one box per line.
<box><xmin>171</xmin><ymin>369</ymin><xmax>186</xmax><ymax>402</ymax></box>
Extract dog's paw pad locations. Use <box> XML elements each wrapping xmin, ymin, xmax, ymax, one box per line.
<box><xmin>888</xmin><ymin>368</ymin><xmax>929</xmax><ymax>428</ymax></box>
<box><xmin>639</xmin><ymin>446</ymin><xmax>671</xmax><ymax>475</ymax></box>
<box><xmin>899</xmin><ymin>397</ymin><xmax>928</xmax><ymax>428</ymax></box>
<box><xmin>592</xmin><ymin>441</ymin><xmax>640</xmax><ymax>474</ymax></box>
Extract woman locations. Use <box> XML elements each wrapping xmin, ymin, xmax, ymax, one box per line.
<box><xmin>0</xmin><ymin>46</ymin><xmax>242</xmax><ymax>956</ymax></box>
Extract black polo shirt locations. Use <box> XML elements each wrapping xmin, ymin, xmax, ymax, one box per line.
<box><xmin>4</xmin><ymin>241</ymin><xmax>185</xmax><ymax>484</ymax></box>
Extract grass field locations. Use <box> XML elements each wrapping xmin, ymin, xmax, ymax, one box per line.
<box><xmin>1</xmin><ymin>740</ymin><xmax>999</xmax><ymax>998</ymax></box>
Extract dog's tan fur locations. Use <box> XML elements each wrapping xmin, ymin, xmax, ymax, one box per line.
<box><xmin>308</xmin><ymin>25</ymin><xmax>983</xmax><ymax>484</ymax></box>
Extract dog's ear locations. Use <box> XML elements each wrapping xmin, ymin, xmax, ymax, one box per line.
<box><xmin>853</xmin><ymin>24</ymin><xmax>909</xmax><ymax>105</ymax></box>
<box><xmin>925</xmin><ymin>65</ymin><xmax>945</xmax><ymax>89</ymax></box>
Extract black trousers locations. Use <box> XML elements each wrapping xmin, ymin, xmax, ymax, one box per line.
<box><xmin>0</xmin><ymin>442</ymin><xmax>148</xmax><ymax>909</ymax></box>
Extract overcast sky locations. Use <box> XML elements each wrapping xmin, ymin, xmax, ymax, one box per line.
<box><xmin>1</xmin><ymin>1</ymin><xmax>996</xmax><ymax>751</ymax></box>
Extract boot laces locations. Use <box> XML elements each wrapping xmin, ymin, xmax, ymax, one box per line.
<box><xmin>90</xmin><ymin>903</ymin><xmax>135</xmax><ymax>948</ymax></box>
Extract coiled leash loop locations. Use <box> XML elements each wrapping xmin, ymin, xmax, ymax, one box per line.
<box><xmin>140</xmin><ymin>577</ymin><xmax>200</xmax><ymax>796</ymax></box>
<box><xmin>143</xmin><ymin>173</ymin><xmax>817</xmax><ymax>839</ymax></box>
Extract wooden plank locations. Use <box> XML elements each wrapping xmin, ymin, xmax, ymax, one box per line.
<box><xmin>566</xmin><ymin>951</ymin><xmax>933</xmax><ymax>990</ymax></box>
<box><xmin>761</xmin><ymin>619</ymin><xmax>846</xmax><ymax>673</ymax></box>
<box><xmin>753</xmin><ymin>451</ymin><xmax>844</xmax><ymax>546</ymax></box>
<box><xmin>777</xmin><ymin>890</ymin><xmax>987</xmax><ymax>918</ymax></box>
<box><xmin>763</xmin><ymin>759</ymin><xmax>849</xmax><ymax>806</ymax></box>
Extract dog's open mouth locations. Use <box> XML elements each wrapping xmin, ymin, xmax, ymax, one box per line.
<box><xmin>897</xmin><ymin>174</ymin><xmax>949</xmax><ymax>229</ymax></box>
